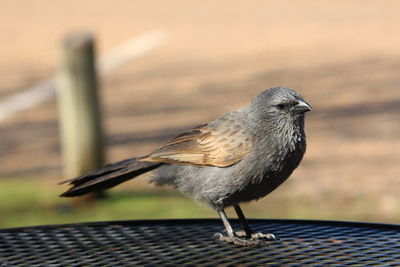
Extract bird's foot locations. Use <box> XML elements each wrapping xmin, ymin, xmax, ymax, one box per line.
<box><xmin>214</xmin><ymin>233</ymin><xmax>263</xmax><ymax>247</ymax></box>
<box><xmin>235</xmin><ymin>231</ymin><xmax>276</xmax><ymax>241</ymax></box>
<box><xmin>250</xmin><ymin>232</ymin><xmax>276</xmax><ymax>241</ymax></box>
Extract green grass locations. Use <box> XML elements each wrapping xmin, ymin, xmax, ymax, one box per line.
<box><xmin>0</xmin><ymin>179</ymin><xmax>399</xmax><ymax>229</ymax></box>
<box><xmin>0</xmin><ymin>179</ymin><xmax>217</xmax><ymax>228</ymax></box>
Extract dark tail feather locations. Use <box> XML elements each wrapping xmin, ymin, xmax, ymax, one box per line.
<box><xmin>60</xmin><ymin>157</ymin><xmax>161</xmax><ymax>197</ymax></box>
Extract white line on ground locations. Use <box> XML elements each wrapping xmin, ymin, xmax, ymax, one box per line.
<box><xmin>0</xmin><ymin>29</ymin><xmax>167</xmax><ymax>123</ymax></box>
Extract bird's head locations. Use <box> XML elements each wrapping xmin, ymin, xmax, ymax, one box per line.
<box><xmin>251</xmin><ymin>87</ymin><xmax>311</xmax><ymax>118</ymax></box>
<box><xmin>249</xmin><ymin>87</ymin><xmax>311</xmax><ymax>131</ymax></box>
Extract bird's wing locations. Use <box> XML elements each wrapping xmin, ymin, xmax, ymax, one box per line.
<box><xmin>139</xmin><ymin>120</ymin><xmax>252</xmax><ymax>167</ymax></box>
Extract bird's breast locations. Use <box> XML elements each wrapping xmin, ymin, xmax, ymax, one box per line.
<box><xmin>222</xmin><ymin>134</ymin><xmax>306</xmax><ymax>207</ymax></box>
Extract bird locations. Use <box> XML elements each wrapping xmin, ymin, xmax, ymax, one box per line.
<box><xmin>60</xmin><ymin>86</ymin><xmax>311</xmax><ymax>246</ymax></box>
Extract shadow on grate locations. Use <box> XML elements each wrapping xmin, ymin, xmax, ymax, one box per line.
<box><xmin>0</xmin><ymin>219</ymin><xmax>399</xmax><ymax>266</ymax></box>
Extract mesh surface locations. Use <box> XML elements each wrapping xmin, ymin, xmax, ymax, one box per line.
<box><xmin>0</xmin><ymin>219</ymin><xmax>399</xmax><ymax>266</ymax></box>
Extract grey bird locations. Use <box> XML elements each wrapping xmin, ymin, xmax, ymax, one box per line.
<box><xmin>60</xmin><ymin>86</ymin><xmax>311</xmax><ymax>246</ymax></box>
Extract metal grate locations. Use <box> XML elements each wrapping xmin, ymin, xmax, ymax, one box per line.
<box><xmin>0</xmin><ymin>219</ymin><xmax>399</xmax><ymax>266</ymax></box>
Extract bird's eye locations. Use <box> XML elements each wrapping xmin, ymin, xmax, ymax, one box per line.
<box><xmin>277</xmin><ymin>104</ymin><xmax>285</xmax><ymax>110</ymax></box>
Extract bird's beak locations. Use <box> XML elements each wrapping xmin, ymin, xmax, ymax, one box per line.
<box><xmin>293</xmin><ymin>100</ymin><xmax>312</xmax><ymax>114</ymax></box>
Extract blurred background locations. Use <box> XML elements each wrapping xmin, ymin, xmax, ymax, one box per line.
<box><xmin>0</xmin><ymin>0</ymin><xmax>399</xmax><ymax>228</ymax></box>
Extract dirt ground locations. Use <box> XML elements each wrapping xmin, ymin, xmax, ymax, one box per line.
<box><xmin>1</xmin><ymin>1</ymin><xmax>400</xmax><ymax>222</ymax></box>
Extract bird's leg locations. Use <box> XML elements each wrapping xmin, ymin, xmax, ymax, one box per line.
<box><xmin>218</xmin><ymin>209</ymin><xmax>235</xmax><ymax>239</ymax></box>
<box><xmin>215</xmin><ymin>209</ymin><xmax>261</xmax><ymax>246</ymax></box>
<box><xmin>234</xmin><ymin>205</ymin><xmax>254</xmax><ymax>238</ymax></box>
<box><xmin>233</xmin><ymin>205</ymin><xmax>276</xmax><ymax>241</ymax></box>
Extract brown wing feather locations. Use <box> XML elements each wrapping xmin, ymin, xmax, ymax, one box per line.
<box><xmin>139</xmin><ymin>121</ymin><xmax>252</xmax><ymax>167</ymax></box>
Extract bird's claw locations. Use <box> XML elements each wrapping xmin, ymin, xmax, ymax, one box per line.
<box><xmin>214</xmin><ymin>231</ymin><xmax>276</xmax><ymax>247</ymax></box>
<box><xmin>250</xmin><ymin>232</ymin><xmax>276</xmax><ymax>240</ymax></box>
<box><xmin>214</xmin><ymin>233</ymin><xmax>262</xmax><ymax>247</ymax></box>
<box><xmin>235</xmin><ymin>231</ymin><xmax>276</xmax><ymax>240</ymax></box>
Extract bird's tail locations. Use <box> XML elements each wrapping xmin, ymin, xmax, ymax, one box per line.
<box><xmin>60</xmin><ymin>157</ymin><xmax>161</xmax><ymax>197</ymax></box>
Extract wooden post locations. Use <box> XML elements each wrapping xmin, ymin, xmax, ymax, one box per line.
<box><xmin>57</xmin><ymin>33</ymin><xmax>105</xmax><ymax>201</ymax></box>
